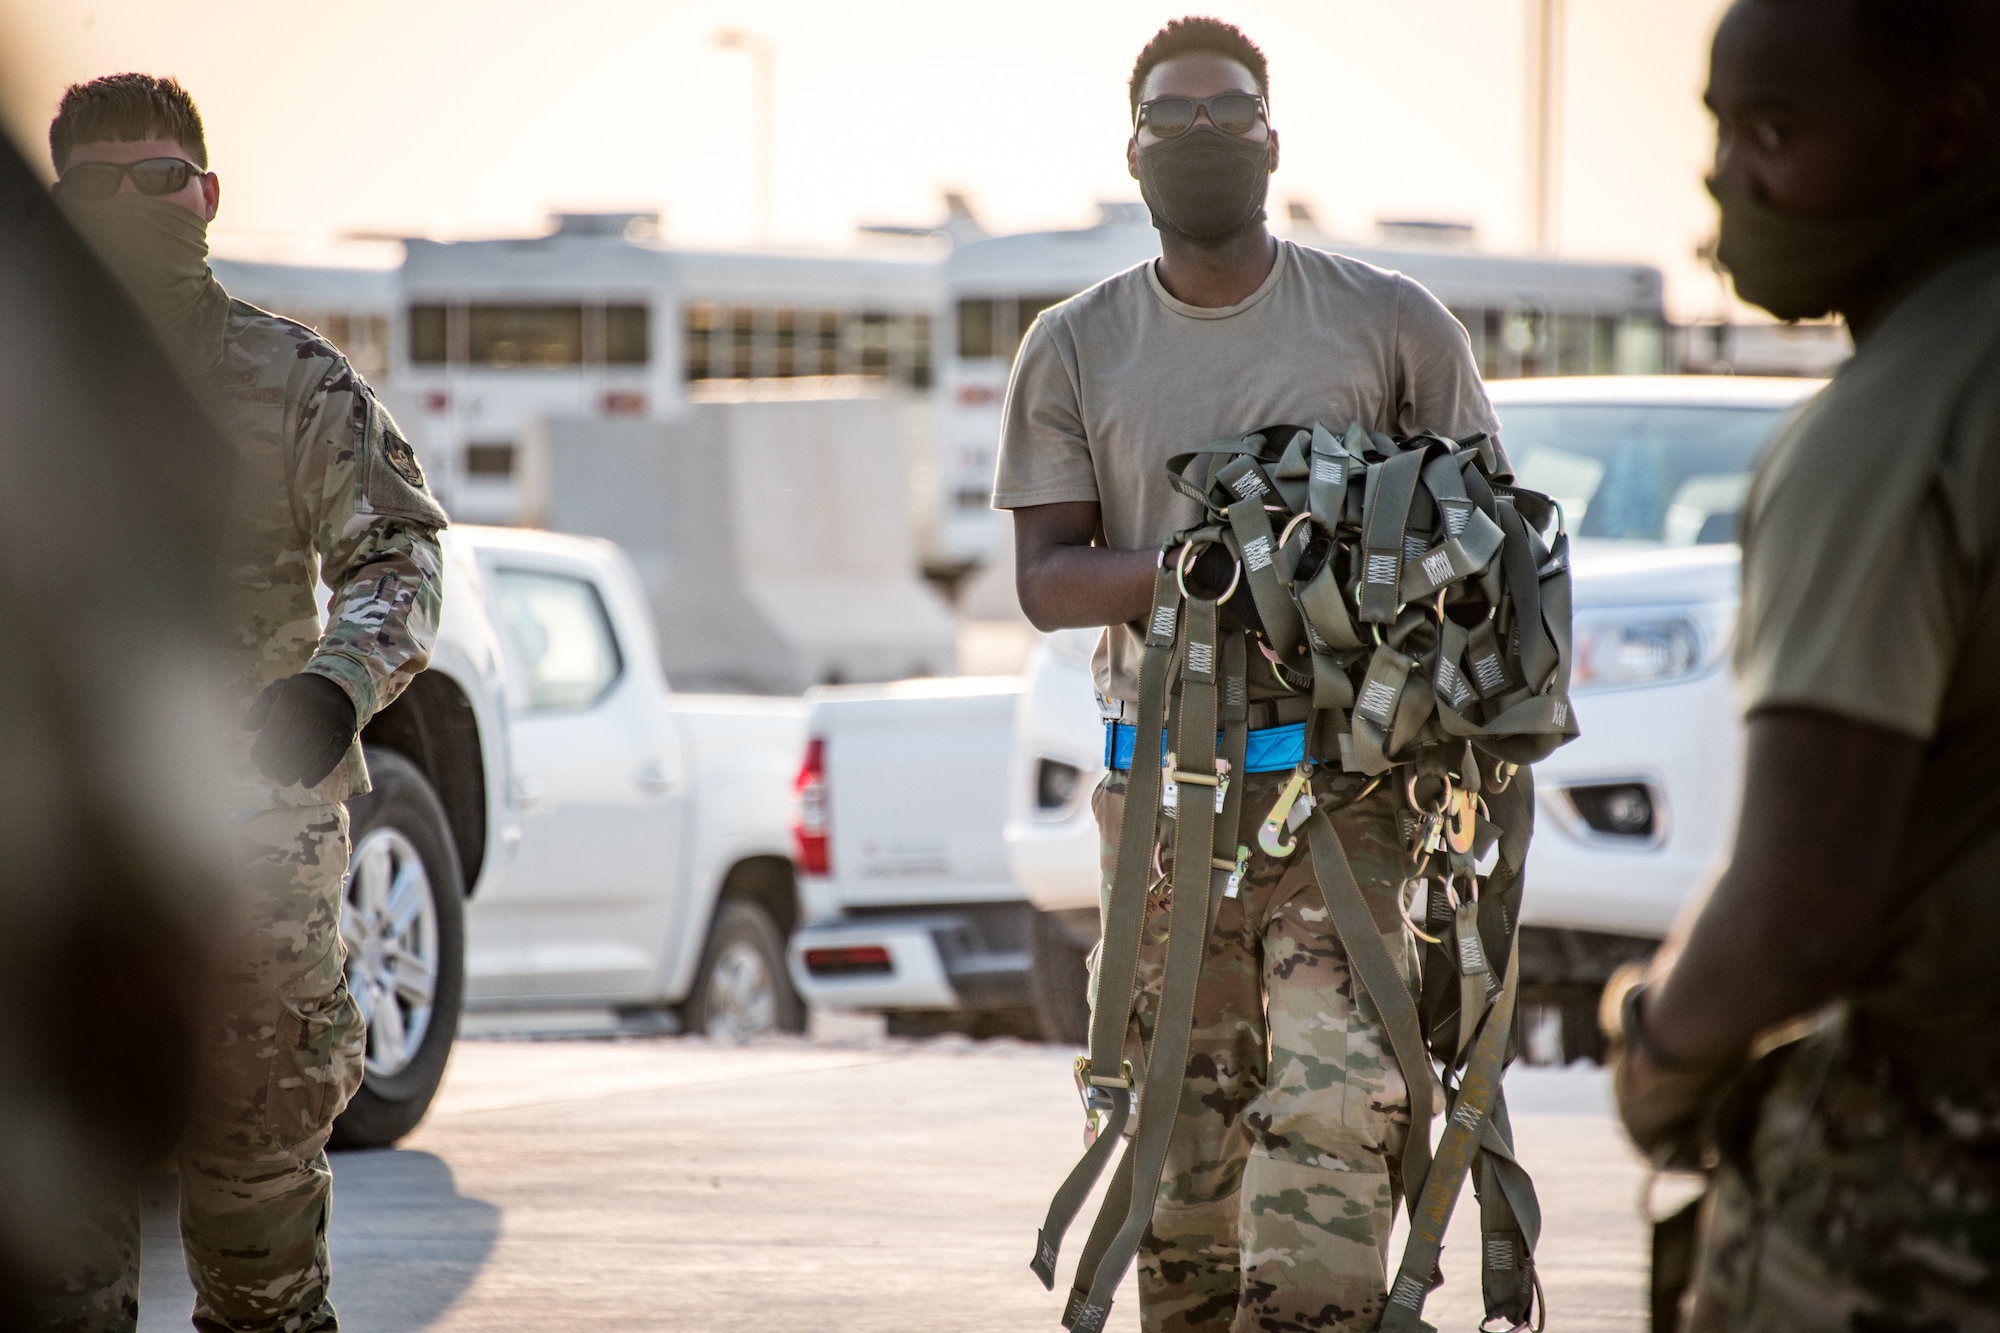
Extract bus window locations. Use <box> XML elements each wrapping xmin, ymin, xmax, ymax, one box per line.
<box><xmin>410</xmin><ymin>304</ymin><xmax>448</xmax><ymax>365</ymax></box>
<box><xmin>683</xmin><ymin>302</ymin><xmax>718</xmax><ymax>380</ymax></box>
<box><xmin>906</xmin><ymin>313</ymin><xmax>934</xmax><ymax>390</ymax></box>
<box><xmin>774</xmin><ymin>308</ymin><xmax>799</xmax><ymax>377</ymax></box>
<box><xmin>468</xmin><ymin>304</ymin><xmax>584</xmax><ymax>368</ymax></box>
<box><xmin>814</xmin><ymin>310</ymin><xmax>841</xmax><ymax>376</ymax></box>
<box><xmin>957</xmin><ymin>299</ymin><xmax>996</xmax><ymax>359</ymax></box>
<box><xmin>605</xmin><ymin>304</ymin><xmax>649</xmax><ymax>366</ymax></box>
<box><xmin>729</xmin><ymin>306</ymin><xmax>756</xmax><ymax>380</ymax></box>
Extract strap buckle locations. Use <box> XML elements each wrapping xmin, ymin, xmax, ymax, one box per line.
<box><xmin>1073</xmin><ymin>1057</ymin><xmax>1135</xmax><ymax>1146</ymax></box>
<box><xmin>1257</xmin><ymin>763</ymin><xmax>1314</xmax><ymax>858</ymax></box>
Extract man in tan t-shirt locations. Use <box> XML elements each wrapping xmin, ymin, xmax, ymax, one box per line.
<box><xmin>1609</xmin><ymin>3</ymin><xmax>2000</xmax><ymax>1328</ymax></box>
<box><xmin>993</xmin><ymin>18</ymin><xmax>1497</xmax><ymax>1331</ymax></box>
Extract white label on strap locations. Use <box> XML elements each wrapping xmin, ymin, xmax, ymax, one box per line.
<box><xmin>1444</xmin><ymin>500</ymin><xmax>1472</xmax><ymax>538</ymax></box>
<box><xmin>1187</xmin><ymin>640</ymin><xmax>1215</xmax><ymax>675</ymax></box>
<box><xmin>1436</xmin><ymin>658</ymin><xmax>1473</xmax><ymax>710</ymax></box>
<box><xmin>1230</xmin><ymin>471</ymin><xmax>1268</xmax><ymax>500</ymax></box>
<box><xmin>1366</xmin><ymin>553</ymin><xmax>1398</xmax><ymax>585</ymax></box>
<box><xmin>1150</xmin><ymin>604</ymin><xmax>1176</xmax><ymax>638</ymax></box>
<box><xmin>1452</xmin><ymin>1101</ymin><xmax>1485</xmax><ymax>1132</ymax></box>
<box><xmin>1485</xmin><ymin>1237</ymin><xmax>1517</xmax><ymax>1270</ymax></box>
<box><xmin>1242</xmin><ymin>535</ymin><xmax>1273</xmax><ymax>572</ymax></box>
<box><xmin>1459</xmin><ymin>930</ymin><xmax>1489</xmax><ymax>976</ymax></box>
<box><xmin>1553</xmin><ymin>700</ymin><xmax>1569</xmax><ymax>726</ymax></box>
<box><xmin>1472</xmin><ymin>653</ymin><xmax>1506</xmax><ymax>694</ymax></box>
<box><xmin>1358</xmin><ymin>678</ymin><xmax>1398</xmax><ymax>722</ymax></box>
<box><xmin>1421</xmin><ymin>548</ymin><xmax>1453</xmax><ymax>584</ymax></box>
<box><xmin>1313</xmin><ymin>456</ymin><xmax>1344</xmax><ymax>485</ymax></box>
<box><xmin>1390</xmin><ymin>1275</ymin><xmax>1428</xmax><ymax>1309</ymax></box>
<box><xmin>1404</xmin><ymin>533</ymin><xmax>1429</xmax><ymax>561</ymax></box>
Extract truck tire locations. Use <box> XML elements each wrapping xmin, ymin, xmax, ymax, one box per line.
<box><xmin>1029</xmin><ymin>909</ymin><xmax>1093</xmax><ymax>1047</ymax></box>
<box><xmin>684</xmin><ymin>899</ymin><xmax>806</xmax><ymax>1040</ymax></box>
<box><xmin>329</xmin><ymin>748</ymin><xmax>466</xmax><ymax>1150</ymax></box>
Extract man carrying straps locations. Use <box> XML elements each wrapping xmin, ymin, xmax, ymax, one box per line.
<box><xmin>1612</xmin><ymin>1</ymin><xmax>2000</xmax><ymax>1327</ymax></box>
<box><xmin>38</xmin><ymin>74</ymin><xmax>446</xmax><ymax>1333</ymax></box>
<box><xmin>995</xmin><ymin>18</ymin><xmax>1499</xmax><ymax>1330</ymax></box>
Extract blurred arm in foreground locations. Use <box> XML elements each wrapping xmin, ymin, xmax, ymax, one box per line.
<box><xmin>1613</xmin><ymin>2</ymin><xmax>2000</xmax><ymax>1328</ymax></box>
<box><xmin>0</xmin><ymin>122</ymin><xmax>238</xmax><ymax>1326</ymax></box>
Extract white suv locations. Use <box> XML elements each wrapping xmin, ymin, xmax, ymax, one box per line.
<box><xmin>1004</xmin><ymin>376</ymin><xmax>1825</xmax><ymax>1059</ymax></box>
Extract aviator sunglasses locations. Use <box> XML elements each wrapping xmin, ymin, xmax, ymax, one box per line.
<box><xmin>55</xmin><ymin>156</ymin><xmax>205</xmax><ymax>202</ymax></box>
<box><xmin>1135</xmin><ymin>93</ymin><xmax>1267</xmax><ymax>139</ymax></box>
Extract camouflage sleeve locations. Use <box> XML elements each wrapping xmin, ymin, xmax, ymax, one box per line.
<box><xmin>295</xmin><ymin>360</ymin><xmax>448</xmax><ymax>726</ymax></box>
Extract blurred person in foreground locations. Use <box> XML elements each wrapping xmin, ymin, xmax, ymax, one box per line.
<box><xmin>998</xmin><ymin>17</ymin><xmax>1497</xmax><ymax>1329</ymax></box>
<box><xmin>38</xmin><ymin>74</ymin><xmax>448</xmax><ymax>1333</ymax></box>
<box><xmin>1609</xmin><ymin>0</ymin><xmax>2000</xmax><ymax>1328</ymax></box>
<box><xmin>0</xmin><ymin>124</ymin><xmax>235</xmax><ymax>1329</ymax></box>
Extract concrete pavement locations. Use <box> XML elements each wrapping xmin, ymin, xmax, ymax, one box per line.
<box><xmin>137</xmin><ymin>1021</ymin><xmax>1651</xmax><ymax>1331</ymax></box>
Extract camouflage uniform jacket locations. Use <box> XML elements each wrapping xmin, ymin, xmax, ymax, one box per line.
<box><xmin>205</xmin><ymin>296</ymin><xmax>447</xmax><ymax>811</ymax></box>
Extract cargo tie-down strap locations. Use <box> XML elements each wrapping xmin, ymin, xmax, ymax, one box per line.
<box><xmin>1031</xmin><ymin>422</ymin><xmax>1577</xmax><ymax>1333</ymax></box>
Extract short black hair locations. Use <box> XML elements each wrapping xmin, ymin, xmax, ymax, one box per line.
<box><xmin>49</xmin><ymin>73</ymin><xmax>207</xmax><ymax>174</ymax></box>
<box><xmin>1853</xmin><ymin>0</ymin><xmax>2000</xmax><ymax>92</ymax></box>
<box><xmin>1129</xmin><ymin>17</ymin><xmax>1269</xmax><ymax>116</ymax></box>
<box><xmin>1754</xmin><ymin>0</ymin><xmax>2000</xmax><ymax>95</ymax></box>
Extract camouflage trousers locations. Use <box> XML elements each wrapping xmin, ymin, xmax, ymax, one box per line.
<box><xmin>1092</xmin><ymin>769</ymin><xmax>1415</xmax><ymax>1333</ymax></box>
<box><xmin>33</xmin><ymin>802</ymin><xmax>365</xmax><ymax>1333</ymax></box>
<box><xmin>1688</xmin><ymin>1027</ymin><xmax>2000</xmax><ymax>1333</ymax></box>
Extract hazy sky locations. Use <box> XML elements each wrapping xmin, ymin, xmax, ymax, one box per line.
<box><xmin>2</xmin><ymin>0</ymin><xmax>1742</xmax><ymax>319</ymax></box>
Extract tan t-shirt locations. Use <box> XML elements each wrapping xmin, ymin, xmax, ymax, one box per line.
<box><xmin>992</xmin><ymin>239</ymin><xmax>1499</xmax><ymax>702</ymax></box>
<box><xmin>1735</xmin><ymin>244</ymin><xmax>2000</xmax><ymax>1073</ymax></box>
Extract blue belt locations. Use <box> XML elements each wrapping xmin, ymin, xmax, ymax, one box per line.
<box><xmin>1105</xmin><ymin>721</ymin><xmax>1306</xmax><ymax>774</ymax></box>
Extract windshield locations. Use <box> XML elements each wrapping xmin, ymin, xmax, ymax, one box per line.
<box><xmin>1495</xmin><ymin>403</ymin><xmax>1793</xmax><ymax>543</ymax></box>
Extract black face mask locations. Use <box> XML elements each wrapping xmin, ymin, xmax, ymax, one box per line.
<box><xmin>1137</xmin><ymin>125</ymin><xmax>1271</xmax><ymax>246</ymax></box>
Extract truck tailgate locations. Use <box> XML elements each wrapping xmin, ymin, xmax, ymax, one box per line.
<box><xmin>814</xmin><ymin>678</ymin><xmax>1022</xmax><ymax>907</ymax></box>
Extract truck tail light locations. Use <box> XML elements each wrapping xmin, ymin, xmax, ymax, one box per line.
<box><xmin>802</xmin><ymin>945</ymin><xmax>892</xmax><ymax>977</ymax></box>
<box><xmin>792</xmin><ymin>737</ymin><xmax>830</xmax><ymax>876</ymax></box>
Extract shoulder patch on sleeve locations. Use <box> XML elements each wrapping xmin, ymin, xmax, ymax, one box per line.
<box><xmin>359</xmin><ymin>390</ymin><xmax>450</xmax><ymax>528</ymax></box>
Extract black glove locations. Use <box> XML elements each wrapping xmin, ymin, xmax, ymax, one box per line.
<box><xmin>1186</xmin><ymin>542</ymin><xmax>1268</xmax><ymax>639</ymax></box>
<box><xmin>243</xmin><ymin>672</ymin><xmax>358</xmax><ymax>788</ymax></box>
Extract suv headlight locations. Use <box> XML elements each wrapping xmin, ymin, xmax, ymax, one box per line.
<box><xmin>1570</xmin><ymin>602</ymin><xmax>1734</xmax><ymax>692</ymax></box>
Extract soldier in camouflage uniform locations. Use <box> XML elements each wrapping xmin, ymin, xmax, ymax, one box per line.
<box><xmin>1611</xmin><ymin>3</ymin><xmax>2000</xmax><ymax>1329</ymax></box>
<box><xmin>996</xmin><ymin>20</ymin><xmax>1497</xmax><ymax>1328</ymax></box>
<box><xmin>37</xmin><ymin>75</ymin><xmax>446</xmax><ymax>1333</ymax></box>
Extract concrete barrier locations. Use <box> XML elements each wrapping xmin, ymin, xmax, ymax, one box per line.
<box><xmin>534</xmin><ymin>398</ymin><xmax>957</xmax><ymax>693</ymax></box>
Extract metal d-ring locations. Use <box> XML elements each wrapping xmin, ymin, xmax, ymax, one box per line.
<box><xmin>1277</xmin><ymin>509</ymin><xmax>1328</xmax><ymax>552</ymax></box>
<box><xmin>1404</xmin><ymin>770</ymin><xmax>1452</xmax><ymax>816</ymax></box>
<box><xmin>1175</xmin><ymin>538</ymin><xmax>1241</xmax><ymax>603</ymax></box>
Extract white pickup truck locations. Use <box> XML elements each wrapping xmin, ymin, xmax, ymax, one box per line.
<box><xmin>332</xmin><ymin>525</ymin><xmax>806</xmax><ymax>1147</ymax></box>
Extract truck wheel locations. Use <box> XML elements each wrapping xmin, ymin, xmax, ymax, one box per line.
<box><xmin>329</xmin><ymin>748</ymin><xmax>466</xmax><ymax>1150</ymax></box>
<box><xmin>1029</xmin><ymin>909</ymin><xmax>1093</xmax><ymax>1046</ymax></box>
<box><xmin>685</xmin><ymin>900</ymin><xmax>805</xmax><ymax>1040</ymax></box>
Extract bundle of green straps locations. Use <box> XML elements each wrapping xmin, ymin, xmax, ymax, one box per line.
<box><xmin>1031</xmin><ymin>421</ymin><xmax>1580</xmax><ymax>1333</ymax></box>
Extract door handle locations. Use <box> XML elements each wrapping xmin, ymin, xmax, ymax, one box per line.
<box><xmin>637</xmin><ymin>761</ymin><xmax>675</xmax><ymax>795</ymax></box>
<box><xmin>512</xmin><ymin>775</ymin><xmax>548</xmax><ymax>813</ymax></box>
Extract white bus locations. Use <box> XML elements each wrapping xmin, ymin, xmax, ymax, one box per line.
<box><xmin>394</xmin><ymin>213</ymin><xmax>940</xmax><ymax>525</ymax></box>
<box><xmin>934</xmin><ymin>205</ymin><xmax>1670</xmax><ymax>570</ymax></box>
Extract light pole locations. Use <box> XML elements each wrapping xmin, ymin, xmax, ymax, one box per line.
<box><xmin>1526</xmin><ymin>0</ymin><xmax>1564</xmax><ymax>255</ymax></box>
<box><xmin>715</xmin><ymin>28</ymin><xmax>775</xmax><ymax>243</ymax></box>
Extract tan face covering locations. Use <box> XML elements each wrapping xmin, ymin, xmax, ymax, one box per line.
<box><xmin>66</xmin><ymin>193</ymin><xmax>230</xmax><ymax>370</ymax></box>
<box><xmin>1710</xmin><ymin>154</ymin><xmax>2000</xmax><ymax>331</ymax></box>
